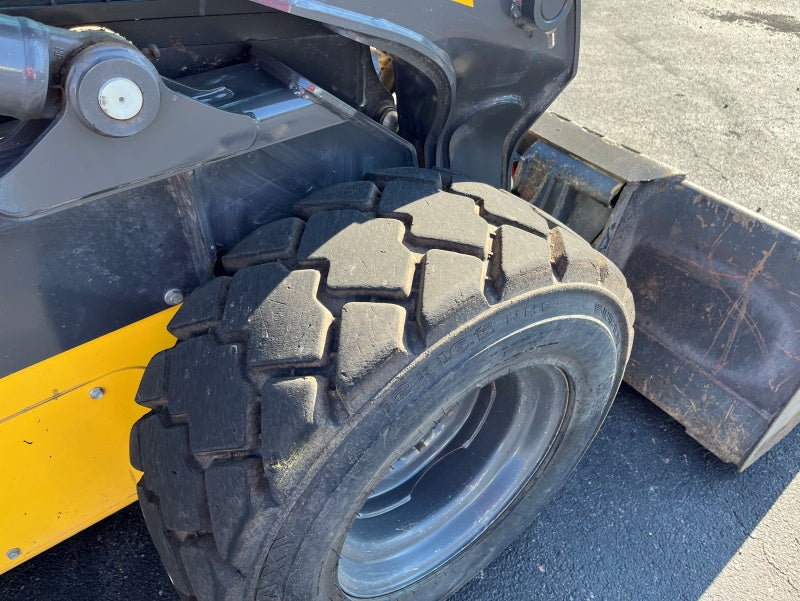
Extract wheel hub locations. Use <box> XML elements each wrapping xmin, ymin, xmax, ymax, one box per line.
<box><xmin>338</xmin><ymin>366</ymin><xmax>570</xmax><ymax>598</ymax></box>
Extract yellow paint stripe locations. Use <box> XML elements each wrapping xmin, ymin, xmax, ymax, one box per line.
<box><xmin>0</xmin><ymin>307</ymin><xmax>178</xmax><ymax>574</ymax></box>
<box><xmin>452</xmin><ymin>0</ymin><xmax>474</xmax><ymax>6</ymax></box>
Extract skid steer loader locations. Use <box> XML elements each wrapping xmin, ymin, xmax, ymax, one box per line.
<box><xmin>0</xmin><ymin>1</ymin><xmax>798</xmax><ymax>600</ymax></box>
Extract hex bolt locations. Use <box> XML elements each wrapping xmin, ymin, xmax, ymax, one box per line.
<box><xmin>89</xmin><ymin>387</ymin><xmax>105</xmax><ymax>400</ymax></box>
<box><xmin>164</xmin><ymin>288</ymin><xmax>184</xmax><ymax>306</ymax></box>
<box><xmin>6</xmin><ymin>548</ymin><xmax>21</xmax><ymax>560</ymax></box>
<box><xmin>98</xmin><ymin>77</ymin><xmax>144</xmax><ymax>121</ymax></box>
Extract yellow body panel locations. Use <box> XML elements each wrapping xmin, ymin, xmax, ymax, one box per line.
<box><xmin>0</xmin><ymin>307</ymin><xmax>178</xmax><ymax>574</ymax></box>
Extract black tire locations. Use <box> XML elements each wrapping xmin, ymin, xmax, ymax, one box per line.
<box><xmin>130</xmin><ymin>168</ymin><xmax>634</xmax><ymax>601</ymax></box>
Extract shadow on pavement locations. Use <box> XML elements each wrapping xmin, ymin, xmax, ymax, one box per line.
<box><xmin>453</xmin><ymin>385</ymin><xmax>800</xmax><ymax>601</ymax></box>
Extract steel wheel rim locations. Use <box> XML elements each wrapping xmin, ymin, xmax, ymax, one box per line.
<box><xmin>337</xmin><ymin>365</ymin><xmax>570</xmax><ymax>598</ymax></box>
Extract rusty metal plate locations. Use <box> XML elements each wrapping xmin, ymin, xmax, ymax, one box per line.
<box><xmin>604</xmin><ymin>179</ymin><xmax>800</xmax><ymax>469</ymax></box>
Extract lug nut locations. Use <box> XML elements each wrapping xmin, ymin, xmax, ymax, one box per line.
<box><xmin>6</xmin><ymin>548</ymin><xmax>21</xmax><ymax>560</ymax></box>
<box><xmin>89</xmin><ymin>387</ymin><xmax>105</xmax><ymax>400</ymax></box>
<box><xmin>98</xmin><ymin>77</ymin><xmax>144</xmax><ymax>121</ymax></box>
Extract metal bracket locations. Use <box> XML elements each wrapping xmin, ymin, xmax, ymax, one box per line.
<box><xmin>0</xmin><ymin>59</ymin><xmax>350</xmax><ymax>217</ymax></box>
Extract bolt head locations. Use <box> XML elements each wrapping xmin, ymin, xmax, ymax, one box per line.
<box><xmin>98</xmin><ymin>77</ymin><xmax>144</xmax><ymax>120</ymax></box>
<box><xmin>6</xmin><ymin>548</ymin><xmax>21</xmax><ymax>560</ymax></box>
<box><xmin>89</xmin><ymin>387</ymin><xmax>105</xmax><ymax>400</ymax></box>
<box><xmin>164</xmin><ymin>288</ymin><xmax>184</xmax><ymax>306</ymax></box>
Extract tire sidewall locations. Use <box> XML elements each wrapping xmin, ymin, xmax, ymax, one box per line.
<box><xmin>257</xmin><ymin>285</ymin><xmax>629</xmax><ymax>601</ymax></box>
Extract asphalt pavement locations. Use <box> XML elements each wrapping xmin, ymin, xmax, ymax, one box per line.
<box><xmin>1</xmin><ymin>1</ymin><xmax>798</xmax><ymax>600</ymax></box>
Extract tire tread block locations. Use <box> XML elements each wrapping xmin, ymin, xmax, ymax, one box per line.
<box><xmin>365</xmin><ymin>167</ymin><xmax>442</xmax><ymax>189</ymax></box>
<box><xmin>167</xmin><ymin>335</ymin><xmax>254</xmax><ymax>456</ymax></box>
<box><xmin>205</xmin><ymin>459</ymin><xmax>278</xmax><ymax>572</ymax></box>
<box><xmin>550</xmin><ymin>226</ymin><xmax>605</xmax><ymax>283</ymax></box>
<box><xmin>221</xmin><ymin>218</ymin><xmax>304</xmax><ymax>272</ymax></box>
<box><xmin>129</xmin><ymin>417</ymin><xmax>144</xmax><ymax>472</ymax></box>
<box><xmin>180</xmin><ymin>537</ymin><xmax>240</xmax><ymax>601</ymax></box>
<box><xmin>434</xmin><ymin>167</ymin><xmax>471</xmax><ymax>189</ymax></box>
<box><xmin>261</xmin><ymin>376</ymin><xmax>321</xmax><ymax>464</ymax></box>
<box><xmin>297</xmin><ymin>210</ymin><xmax>415</xmax><ymax>298</ymax></box>
<box><xmin>379</xmin><ymin>182</ymin><xmax>489</xmax><ymax>258</ymax></box>
<box><xmin>292</xmin><ymin>181</ymin><xmax>378</xmax><ymax>218</ymax></box>
<box><xmin>336</xmin><ymin>302</ymin><xmax>410</xmax><ymax>414</ymax></box>
<box><xmin>174</xmin><ymin>337</ymin><xmax>253</xmax><ymax>454</ymax></box>
<box><xmin>417</xmin><ymin>249</ymin><xmax>489</xmax><ymax>343</ymax></box>
<box><xmin>491</xmin><ymin>225</ymin><xmax>554</xmax><ymax>300</ymax></box>
<box><xmin>135</xmin><ymin>349</ymin><xmax>169</xmax><ymax>409</ymax></box>
<box><xmin>136</xmin><ymin>415</ymin><xmax>209</xmax><ymax>533</ymax></box>
<box><xmin>451</xmin><ymin>181</ymin><xmax>549</xmax><ymax>237</ymax></box>
<box><xmin>222</xmin><ymin>263</ymin><xmax>333</xmax><ymax>367</ymax></box>
<box><xmin>168</xmin><ymin>277</ymin><xmax>231</xmax><ymax>340</ymax></box>
<box><xmin>137</xmin><ymin>484</ymin><xmax>194</xmax><ymax>597</ymax></box>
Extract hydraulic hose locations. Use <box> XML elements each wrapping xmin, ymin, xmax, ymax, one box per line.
<box><xmin>0</xmin><ymin>15</ymin><xmax>104</xmax><ymax>119</ymax></box>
